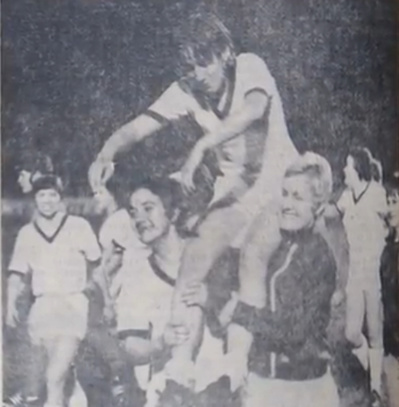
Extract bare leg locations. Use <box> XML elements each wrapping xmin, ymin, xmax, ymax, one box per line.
<box><xmin>169</xmin><ymin>206</ymin><xmax>246</xmax><ymax>383</ymax></box>
<box><xmin>365</xmin><ymin>287</ymin><xmax>384</xmax><ymax>395</ymax></box>
<box><xmin>44</xmin><ymin>336</ymin><xmax>80</xmax><ymax>407</ymax></box>
<box><xmin>24</xmin><ymin>343</ymin><xmax>47</xmax><ymax>401</ymax></box>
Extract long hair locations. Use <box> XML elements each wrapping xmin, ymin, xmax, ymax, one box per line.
<box><xmin>176</xmin><ymin>11</ymin><xmax>235</xmax><ymax>75</ymax></box>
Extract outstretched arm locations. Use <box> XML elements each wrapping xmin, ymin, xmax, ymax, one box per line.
<box><xmin>89</xmin><ymin>115</ymin><xmax>162</xmax><ymax>190</ymax></box>
<box><xmin>98</xmin><ymin>114</ymin><xmax>162</xmax><ymax>162</ymax></box>
<box><xmin>6</xmin><ymin>272</ymin><xmax>25</xmax><ymax>328</ymax></box>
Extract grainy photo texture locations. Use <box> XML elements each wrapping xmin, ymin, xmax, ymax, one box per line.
<box><xmin>2</xmin><ymin>1</ymin><xmax>398</xmax><ymax>407</ymax></box>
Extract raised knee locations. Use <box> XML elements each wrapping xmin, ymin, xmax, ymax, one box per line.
<box><xmin>345</xmin><ymin>325</ymin><xmax>362</xmax><ymax>347</ymax></box>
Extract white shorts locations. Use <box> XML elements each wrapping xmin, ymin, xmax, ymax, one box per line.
<box><xmin>28</xmin><ymin>292</ymin><xmax>88</xmax><ymax>344</ymax></box>
<box><xmin>242</xmin><ymin>369</ymin><xmax>339</xmax><ymax>407</ymax></box>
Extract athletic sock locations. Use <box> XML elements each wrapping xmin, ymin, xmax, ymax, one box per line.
<box><xmin>369</xmin><ymin>348</ymin><xmax>384</xmax><ymax>395</ymax></box>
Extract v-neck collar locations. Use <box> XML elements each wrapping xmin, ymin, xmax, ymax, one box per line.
<box><xmin>353</xmin><ymin>182</ymin><xmax>370</xmax><ymax>205</ymax></box>
<box><xmin>179</xmin><ymin>62</ymin><xmax>236</xmax><ymax>120</ymax></box>
<box><xmin>33</xmin><ymin>213</ymin><xmax>69</xmax><ymax>244</ymax></box>
<box><xmin>148</xmin><ymin>253</ymin><xmax>176</xmax><ymax>287</ymax></box>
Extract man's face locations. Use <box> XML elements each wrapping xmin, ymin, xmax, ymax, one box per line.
<box><xmin>18</xmin><ymin>170</ymin><xmax>33</xmax><ymax>194</ymax></box>
<box><xmin>92</xmin><ymin>186</ymin><xmax>113</xmax><ymax>214</ymax></box>
<box><xmin>343</xmin><ymin>155</ymin><xmax>359</xmax><ymax>188</ymax></box>
<box><xmin>387</xmin><ymin>191</ymin><xmax>399</xmax><ymax>230</ymax></box>
<box><xmin>35</xmin><ymin>188</ymin><xmax>61</xmax><ymax>218</ymax></box>
<box><xmin>279</xmin><ymin>174</ymin><xmax>317</xmax><ymax>232</ymax></box>
<box><xmin>128</xmin><ymin>188</ymin><xmax>171</xmax><ymax>245</ymax></box>
<box><xmin>184</xmin><ymin>51</ymin><xmax>226</xmax><ymax>95</ymax></box>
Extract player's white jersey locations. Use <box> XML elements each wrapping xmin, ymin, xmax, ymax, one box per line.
<box><xmin>98</xmin><ymin>208</ymin><xmax>150</xmax><ymax>300</ymax></box>
<box><xmin>147</xmin><ymin>53</ymin><xmax>298</xmax><ymax>211</ymax></box>
<box><xmin>9</xmin><ymin>214</ymin><xmax>101</xmax><ymax>296</ymax></box>
<box><xmin>338</xmin><ymin>181</ymin><xmax>388</xmax><ymax>282</ymax></box>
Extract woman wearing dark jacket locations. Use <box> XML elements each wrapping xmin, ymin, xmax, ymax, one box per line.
<box><xmin>227</xmin><ymin>152</ymin><xmax>339</xmax><ymax>407</ymax></box>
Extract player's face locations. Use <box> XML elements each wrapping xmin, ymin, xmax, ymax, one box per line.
<box><xmin>184</xmin><ymin>50</ymin><xmax>226</xmax><ymax>95</ymax></box>
<box><xmin>387</xmin><ymin>192</ymin><xmax>399</xmax><ymax>229</ymax></box>
<box><xmin>128</xmin><ymin>188</ymin><xmax>171</xmax><ymax>245</ymax></box>
<box><xmin>35</xmin><ymin>188</ymin><xmax>61</xmax><ymax>218</ymax></box>
<box><xmin>93</xmin><ymin>186</ymin><xmax>113</xmax><ymax>214</ymax></box>
<box><xmin>279</xmin><ymin>174</ymin><xmax>317</xmax><ymax>232</ymax></box>
<box><xmin>18</xmin><ymin>170</ymin><xmax>33</xmax><ymax>194</ymax></box>
<box><xmin>343</xmin><ymin>155</ymin><xmax>359</xmax><ymax>189</ymax></box>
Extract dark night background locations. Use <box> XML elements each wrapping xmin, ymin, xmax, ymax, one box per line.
<box><xmin>1</xmin><ymin>2</ymin><xmax>398</xmax><ymax>405</ymax></box>
<box><xmin>2</xmin><ymin>0</ymin><xmax>397</xmax><ymax>198</ymax></box>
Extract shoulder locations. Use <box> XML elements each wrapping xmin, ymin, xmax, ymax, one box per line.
<box><xmin>103</xmin><ymin>209</ymin><xmax>129</xmax><ymax>230</ymax></box>
<box><xmin>67</xmin><ymin>215</ymin><xmax>94</xmax><ymax>233</ymax></box>
<box><xmin>337</xmin><ymin>188</ymin><xmax>352</xmax><ymax>212</ymax></box>
<box><xmin>16</xmin><ymin>223</ymin><xmax>35</xmax><ymax>240</ymax></box>
<box><xmin>236</xmin><ymin>53</ymin><xmax>269</xmax><ymax>72</ymax></box>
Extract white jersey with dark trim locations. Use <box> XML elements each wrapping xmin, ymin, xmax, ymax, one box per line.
<box><xmin>9</xmin><ymin>214</ymin><xmax>101</xmax><ymax>296</ymax></box>
<box><xmin>146</xmin><ymin>53</ymin><xmax>298</xmax><ymax>208</ymax></box>
<box><xmin>98</xmin><ymin>208</ymin><xmax>150</xmax><ymax>300</ymax></box>
<box><xmin>338</xmin><ymin>182</ymin><xmax>388</xmax><ymax>279</ymax></box>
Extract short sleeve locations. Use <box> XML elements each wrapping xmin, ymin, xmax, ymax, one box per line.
<box><xmin>8</xmin><ymin>227</ymin><xmax>31</xmax><ymax>275</ymax></box>
<box><xmin>145</xmin><ymin>81</ymin><xmax>195</xmax><ymax>122</ymax></box>
<box><xmin>236</xmin><ymin>53</ymin><xmax>275</xmax><ymax>98</ymax></box>
<box><xmin>77</xmin><ymin>218</ymin><xmax>101</xmax><ymax>263</ymax></box>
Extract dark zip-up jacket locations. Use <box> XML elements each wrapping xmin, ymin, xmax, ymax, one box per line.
<box><xmin>232</xmin><ymin>228</ymin><xmax>336</xmax><ymax>381</ymax></box>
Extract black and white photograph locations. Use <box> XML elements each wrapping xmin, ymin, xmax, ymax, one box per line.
<box><xmin>2</xmin><ymin>1</ymin><xmax>398</xmax><ymax>407</ymax></box>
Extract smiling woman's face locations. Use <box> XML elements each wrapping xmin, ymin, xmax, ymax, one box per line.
<box><xmin>128</xmin><ymin>188</ymin><xmax>171</xmax><ymax>245</ymax></box>
<box><xmin>279</xmin><ymin>174</ymin><xmax>317</xmax><ymax>232</ymax></box>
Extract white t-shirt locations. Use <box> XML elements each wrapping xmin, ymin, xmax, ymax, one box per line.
<box><xmin>98</xmin><ymin>208</ymin><xmax>149</xmax><ymax>299</ymax></box>
<box><xmin>115</xmin><ymin>241</ymin><xmax>224</xmax><ymax>393</ymax></box>
<box><xmin>115</xmin><ymin>252</ymin><xmax>177</xmax><ymax>334</ymax></box>
<box><xmin>338</xmin><ymin>182</ymin><xmax>388</xmax><ymax>280</ymax></box>
<box><xmin>147</xmin><ymin>53</ymin><xmax>298</xmax><ymax>212</ymax></box>
<box><xmin>9</xmin><ymin>214</ymin><xmax>101</xmax><ymax>296</ymax></box>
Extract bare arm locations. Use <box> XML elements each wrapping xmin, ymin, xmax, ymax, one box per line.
<box><xmin>93</xmin><ymin>244</ymin><xmax>123</xmax><ymax>307</ymax></box>
<box><xmin>98</xmin><ymin>114</ymin><xmax>163</xmax><ymax>161</ymax></box>
<box><xmin>123</xmin><ymin>336</ymin><xmax>165</xmax><ymax>366</ymax></box>
<box><xmin>179</xmin><ymin>91</ymin><xmax>270</xmax><ymax>193</ymax></box>
<box><xmin>199</xmin><ymin>91</ymin><xmax>270</xmax><ymax>152</ymax></box>
<box><xmin>6</xmin><ymin>272</ymin><xmax>26</xmax><ymax>327</ymax></box>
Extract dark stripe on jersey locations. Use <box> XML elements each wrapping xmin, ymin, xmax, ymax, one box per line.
<box><xmin>244</xmin><ymin>87</ymin><xmax>269</xmax><ymax>98</ymax></box>
<box><xmin>148</xmin><ymin>254</ymin><xmax>176</xmax><ymax>287</ymax></box>
<box><xmin>211</xmin><ymin>63</ymin><xmax>236</xmax><ymax>120</ymax></box>
<box><xmin>242</xmin><ymin>94</ymin><xmax>272</xmax><ymax>186</ymax></box>
<box><xmin>118</xmin><ymin>329</ymin><xmax>151</xmax><ymax>340</ymax></box>
<box><xmin>143</xmin><ymin>110</ymin><xmax>169</xmax><ymax>127</ymax></box>
<box><xmin>353</xmin><ymin>182</ymin><xmax>371</xmax><ymax>204</ymax></box>
<box><xmin>33</xmin><ymin>214</ymin><xmax>69</xmax><ymax>244</ymax></box>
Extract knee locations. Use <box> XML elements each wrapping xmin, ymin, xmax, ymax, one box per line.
<box><xmin>368</xmin><ymin>330</ymin><xmax>383</xmax><ymax>348</ymax></box>
<box><xmin>345</xmin><ymin>324</ymin><xmax>363</xmax><ymax>347</ymax></box>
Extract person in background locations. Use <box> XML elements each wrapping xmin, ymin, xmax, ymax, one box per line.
<box><xmin>337</xmin><ymin>147</ymin><xmax>388</xmax><ymax>407</ymax></box>
<box><xmin>225</xmin><ymin>152</ymin><xmax>339</xmax><ymax>407</ymax></box>
<box><xmin>86</xmin><ymin>177</ymin><xmax>148</xmax><ymax>407</ymax></box>
<box><xmin>6</xmin><ymin>175</ymin><xmax>101</xmax><ymax>407</ymax></box>
<box><xmin>16</xmin><ymin>151</ymin><xmax>54</xmax><ymax>194</ymax></box>
<box><xmin>88</xmin><ymin>10</ymin><xmax>298</xmax><ymax>386</ymax></box>
<box><xmin>380</xmin><ymin>180</ymin><xmax>399</xmax><ymax>407</ymax></box>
